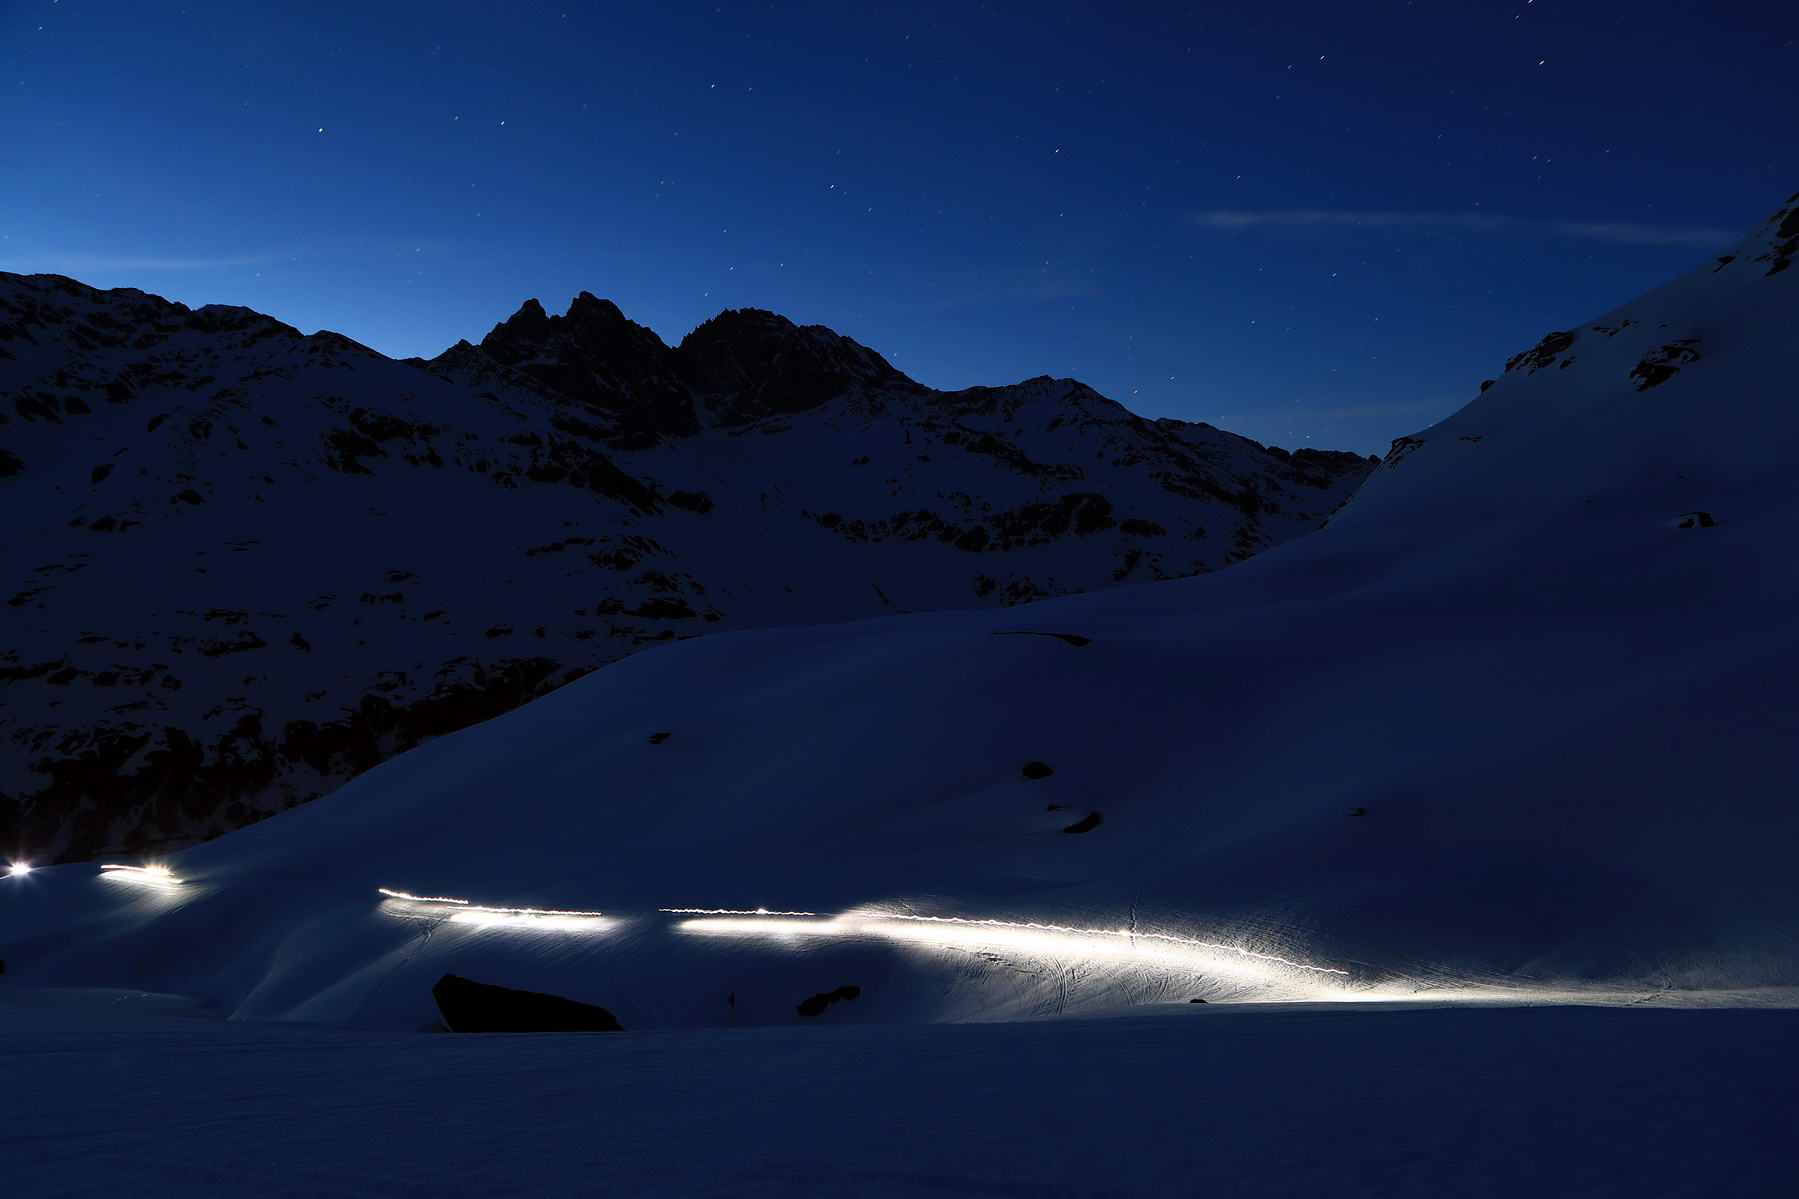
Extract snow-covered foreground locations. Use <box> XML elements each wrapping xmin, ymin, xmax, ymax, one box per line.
<box><xmin>4</xmin><ymin>986</ymin><xmax>1791</xmax><ymax>1198</ymax></box>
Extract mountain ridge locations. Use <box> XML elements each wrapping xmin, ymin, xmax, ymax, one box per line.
<box><xmin>0</xmin><ymin>275</ymin><xmax>1374</xmax><ymax>863</ymax></box>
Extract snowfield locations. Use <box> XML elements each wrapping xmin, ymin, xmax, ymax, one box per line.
<box><xmin>2</xmin><ymin>987</ymin><xmax>1792</xmax><ymax>1197</ymax></box>
<box><xmin>6</xmin><ymin>192</ymin><xmax>1799</xmax><ymax>1193</ymax></box>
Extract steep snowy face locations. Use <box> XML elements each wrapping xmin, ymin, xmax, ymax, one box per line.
<box><xmin>0</xmin><ymin>276</ymin><xmax>1373</xmax><ymax>864</ymax></box>
<box><xmin>10</xmin><ymin>194</ymin><xmax>1791</xmax><ymax>1031</ymax></box>
<box><xmin>1331</xmin><ymin>191</ymin><xmax>1799</xmax><ymax>548</ymax></box>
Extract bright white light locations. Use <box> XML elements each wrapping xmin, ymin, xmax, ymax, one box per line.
<box><xmin>377</xmin><ymin>887</ymin><xmax>604</xmax><ymax>919</ymax></box>
<box><xmin>378</xmin><ymin>887</ymin><xmax>1346</xmax><ymax>978</ymax></box>
<box><xmin>659</xmin><ymin>906</ymin><xmax>818</xmax><ymax>916</ymax></box>
<box><xmin>99</xmin><ymin>864</ymin><xmax>184</xmax><ymax>886</ymax></box>
<box><xmin>863</xmin><ymin>913</ymin><xmax>1350</xmax><ymax>976</ymax></box>
<box><xmin>6</xmin><ymin>862</ymin><xmax>30</xmax><ymax>878</ymax></box>
<box><xmin>449</xmin><ymin>910</ymin><xmax>608</xmax><ymax>932</ymax></box>
<box><xmin>376</xmin><ymin>887</ymin><xmax>468</xmax><ymax>905</ymax></box>
<box><xmin>676</xmin><ymin>917</ymin><xmax>850</xmax><ymax>935</ymax></box>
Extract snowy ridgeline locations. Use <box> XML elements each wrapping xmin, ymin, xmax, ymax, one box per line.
<box><xmin>4</xmin><ymin>192</ymin><xmax>1799</xmax><ymax>1036</ymax></box>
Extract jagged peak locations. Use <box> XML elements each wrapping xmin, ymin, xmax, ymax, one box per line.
<box><xmin>474</xmin><ymin>292</ymin><xmax>673</xmax><ymax>364</ymax></box>
<box><xmin>679</xmin><ymin>306</ymin><xmax>796</xmax><ymax>339</ymax></box>
<box><xmin>678</xmin><ymin>307</ymin><xmax>901</xmax><ymax>378</ymax></box>
<box><xmin>564</xmin><ymin>291</ymin><xmax>628</xmax><ymax>324</ymax></box>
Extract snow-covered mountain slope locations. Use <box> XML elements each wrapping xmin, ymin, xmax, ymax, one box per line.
<box><xmin>0</xmin><ymin>278</ymin><xmax>1373</xmax><ymax>862</ymax></box>
<box><xmin>8</xmin><ymin>192</ymin><xmax>1796</xmax><ymax>1032</ymax></box>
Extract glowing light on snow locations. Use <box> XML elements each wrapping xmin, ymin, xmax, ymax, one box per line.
<box><xmin>6</xmin><ymin>862</ymin><xmax>31</xmax><ymax>878</ymax></box>
<box><xmin>99</xmin><ymin>864</ymin><xmax>184</xmax><ymax>886</ymax></box>
<box><xmin>659</xmin><ymin>906</ymin><xmax>818</xmax><ymax>916</ymax></box>
<box><xmin>376</xmin><ymin>887</ymin><xmax>606</xmax><ymax>925</ymax></box>
<box><xmin>676</xmin><ymin>917</ymin><xmax>849</xmax><ymax>935</ymax></box>
<box><xmin>863</xmin><ymin>914</ymin><xmax>1351</xmax><ymax>976</ymax></box>
<box><xmin>376</xmin><ymin>887</ymin><xmax>469</xmax><ymax>905</ymax></box>
<box><xmin>449</xmin><ymin>910</ymin><xmax>607</xmax><ymax>932</ymax></box>
<box><xmin>380</xmin><ymin>889</ymin><xmax>1344</xmax><ymax>975</ymax></box>
<box><xmin>675</xmin><ymin>909</ymin><xmax>1349</xmax><ymax>978</ymax></box>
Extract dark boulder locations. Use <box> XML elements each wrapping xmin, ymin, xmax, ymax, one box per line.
<box><xmin>796</xmin><ymin>984</ymin><xmax>862</xmax><ymax>1018</ymax></box>
<box><xmin>1020</xmin><ymin>761</ymin><xmax>1055</xmax><ymax>780</ymax></box>
<box><xmin>992</xmin><ymin>630</ymin><xmax>1092</xmax><ymax>648</ymax></box>
<box><xmin>431</xmin><ymin>973</ymin><xmax>624</xmax><ymax>1033</ymax></box>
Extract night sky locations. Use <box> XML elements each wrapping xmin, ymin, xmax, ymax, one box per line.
<box><xmin>1</xmin><ymin>1</ymin><xmax>1789</xmax><ymax>453</ymax></box>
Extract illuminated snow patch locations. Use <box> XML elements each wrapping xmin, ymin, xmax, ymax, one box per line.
<box><xmin>676</xmin><ymin>917</ymin><xmax>849</xmax><ymax>935</ymax></box>
<box><xmin>671</xmin><ymin>909</ymin><xmax>1348</xmax><ymax>976</ymax></box>
<box><xmin>377</xmin><ymin>887</ymin><xmax>607</xmax><ymax>928</ymax></box>
<box><xmin>863</xmin><ymin>914</ymin><xmax>1351</xmax><ymax>976</ymax></box>
<box><xmin>100</xmin><ymin>864</ymin><xmax>184</xmax><ymax>887</ymax></box>
<box><xmin>449</xmin><ymin>910</ymin><xmax>606</xmax><ymax>932</ymax></box>
<box><xmin>659</xmin><ymin>906</ymin><xmax>818</xmax><ymax>916</ymax></box>
<box><xmin>376</xmin><ymin>887</ymin><xmax>469</xmax><ymax>905</ymax></box>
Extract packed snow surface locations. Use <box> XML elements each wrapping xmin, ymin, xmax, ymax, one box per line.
<box><xmin>2</xmin><ymin>987</ymin><xmax>1792</xmax><ymax>1197</ymax></box>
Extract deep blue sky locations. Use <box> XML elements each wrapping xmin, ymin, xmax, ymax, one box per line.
<box><xmin>2</xmin><ymin>1</ymin><xmax>1789</xmax><ymax>453</ymax></box>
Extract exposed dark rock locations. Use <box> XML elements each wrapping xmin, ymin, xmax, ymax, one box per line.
<box><xmin>457</xmin><ymin>292</ymin><xmax>699</xmax><ymax>448</ymax></box>
<box><xmin>1758</xmin><ymin>202</ymin><xmax>1799</xmax><ymax>275</ymax></box>
<box><xmin>992</xmin><ymin>631</ymin><xmax>1091</xmax><ymax>648</ymax></box>
<box><xmin>1504</xmin><ymin>329</ymin><xmax>1575</xmax><ymax>374</ymax></box>
<box><xmin>1350</xmin><ymin>807</ymin><xmax>1367</xmax><ymax>817</ymax></box>
<box><xmin>1020</xmin><ymin>761</ymin><xmax>1055</xmax><ymax>780</ymax></box>
<box><xmin>1630</xmin><ymin>340</ymin><xmax>1701</xmax><ymax>391</ymax></box>
<box><xmin>1062</xmin><ymin>811</ymin><xmax>1104</xmax><ymax>834</ymax></box>
<box><xmin>626</xmin><ymin>596</ymin><xmax>697</xmax><ymax>620</ymax></box>
<box><xmin>1672</xmin><ymin>511</ymin><xmax>1716</xmax><ymax>529</ymax></box>
<box><xmin>647</xmin><ymin>731</ymin><xmax>672</xmax><ymax>744</ymax></box>
<box><xmin>431</xmin><ymin>973</ymin><xmax>624</xmax><ymax>1033</ymax></box>
<box><xmin>796</xmin><ymin>984</ymin><xmax>862</xmax><ymax>1018</ymax></box>
<box><xmin>1378</xmin><ymin>436</ymin><xmax>1427</xmax><ymax>473</ymax></box>
<box><xmin>679</xmin><ymin>308</ymin><xmax>910</xmax><ymax>425</ymax></box>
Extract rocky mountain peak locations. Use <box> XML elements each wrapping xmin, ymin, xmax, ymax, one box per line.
<box><xmin>447</xmin><ymin>293</ymin><xmax>695</xmax><ymax>447</ymax></box>
<box><xmin>476</xmin><ymin>297</ymin><xmax>554</xmax><ymax>363</ymax></box>
<box><xmin>564</xmin><ymin>290</ymin><xmax>630</xmax><ymax>327</ymax></box>
<box><xmin>675</xmin><ymin>306</ymin><xmax>913</xmax><ymax>424</ymax></box>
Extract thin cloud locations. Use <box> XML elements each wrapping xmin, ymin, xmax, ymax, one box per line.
<box><xmin>1189</xmin><ymin>209</ymin><xmax>1736</xmax><ymax>248</ymax></box>
<box><xmin>1</xmin><ymin>253</ymin><xmax>288</xmax><ymax>273</ymax></box>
